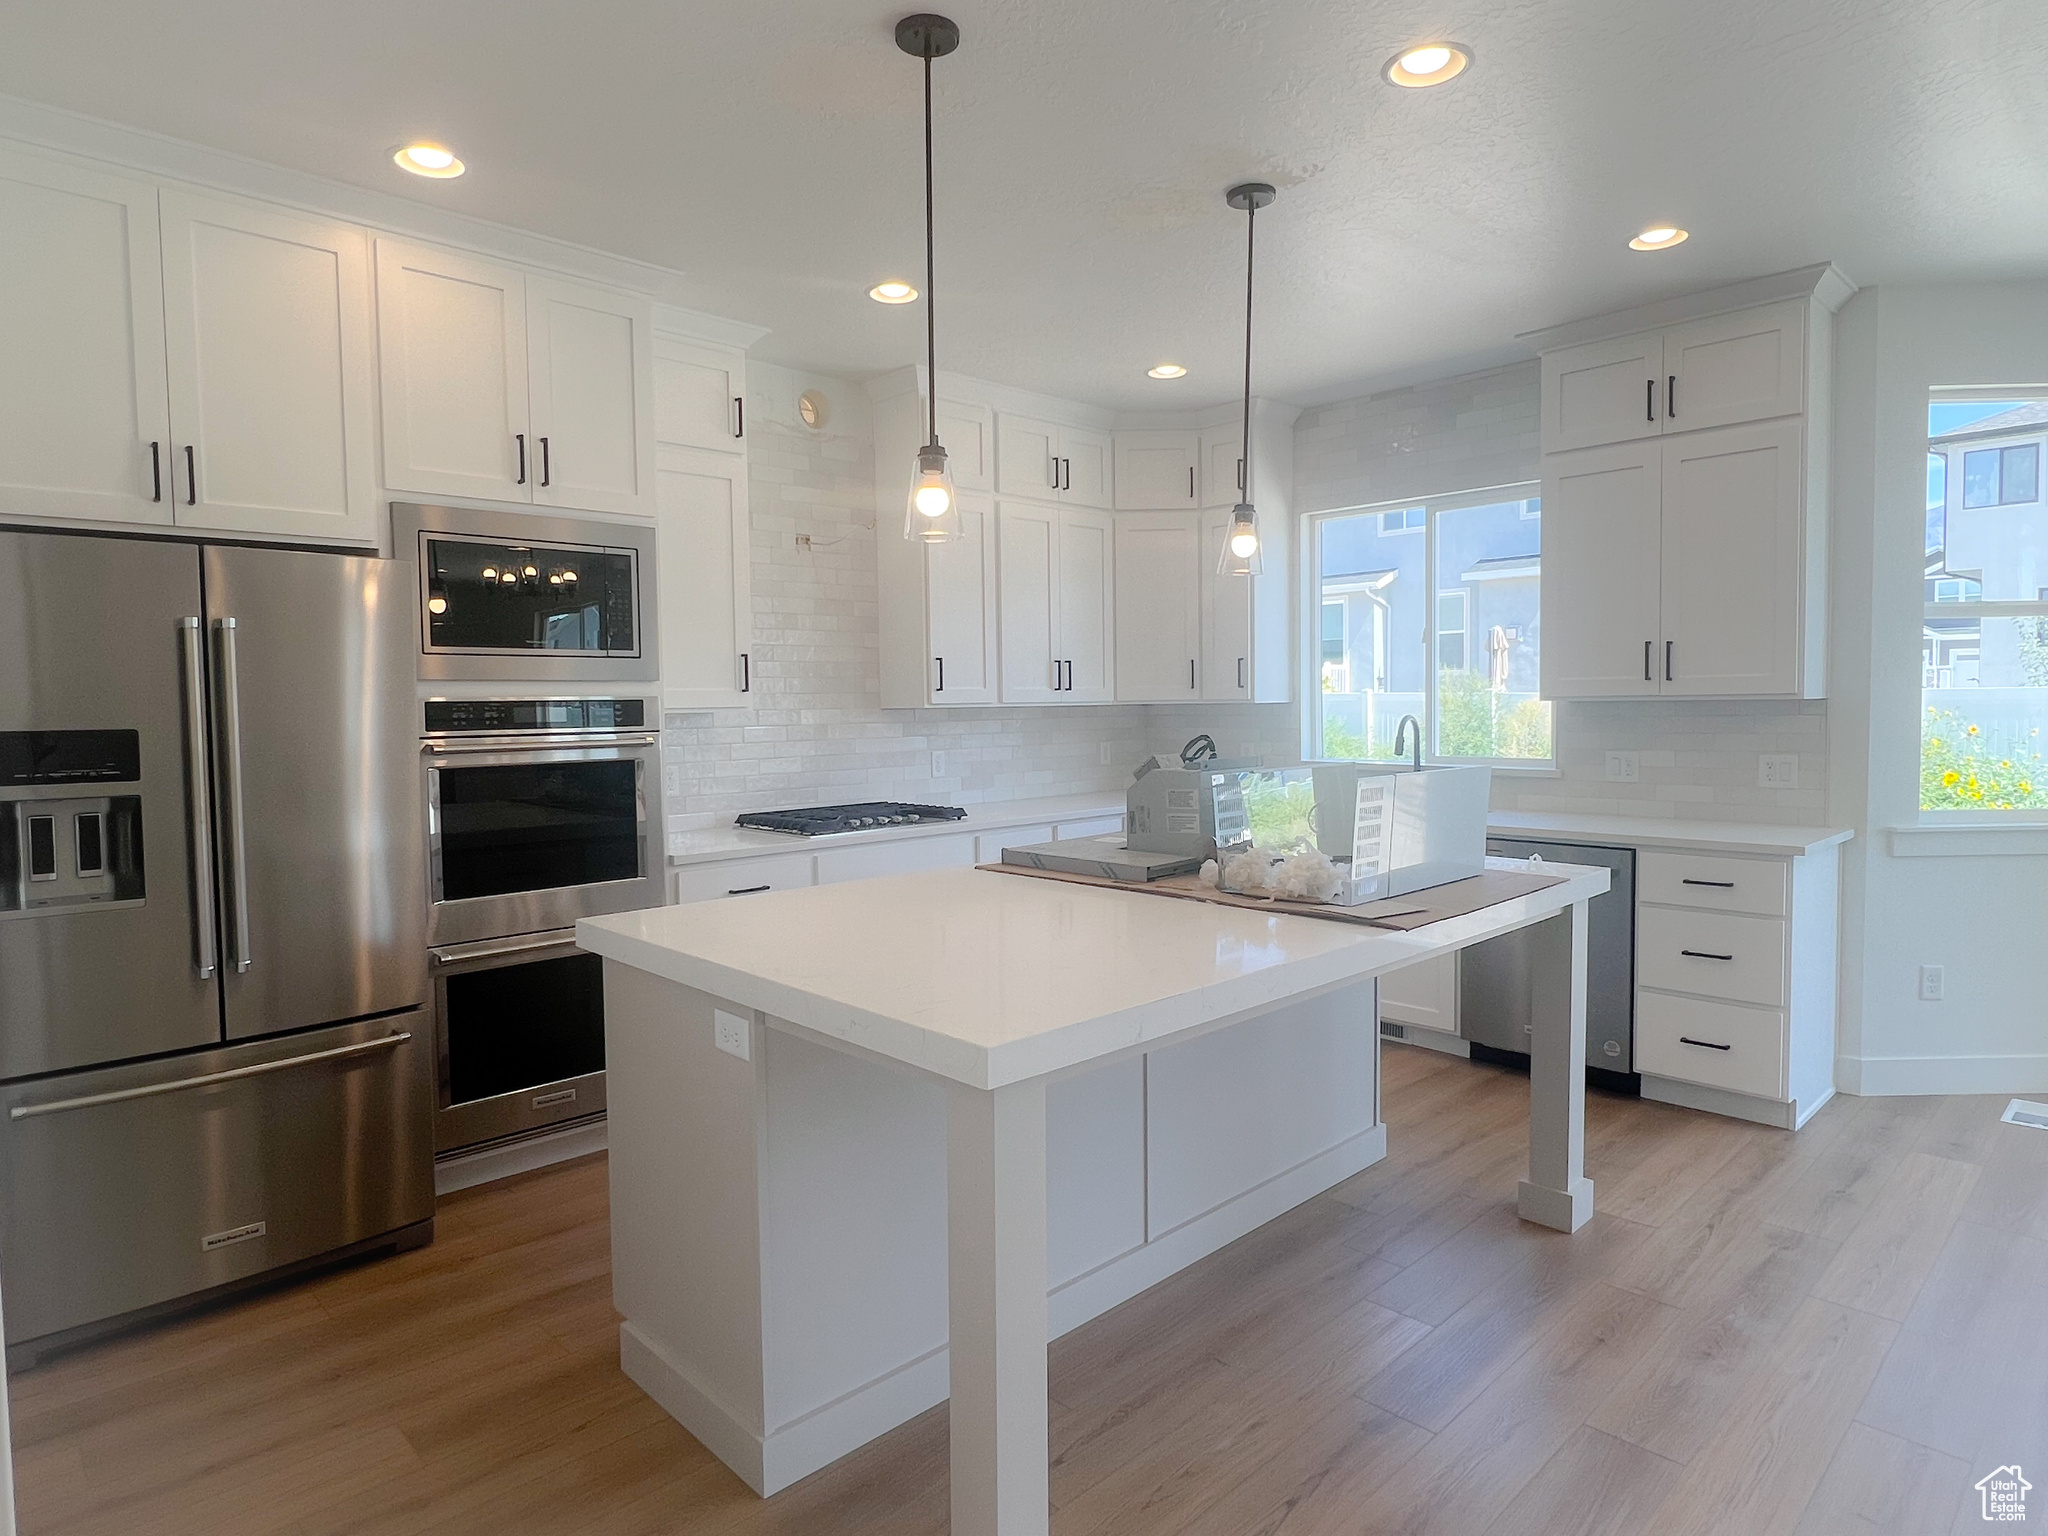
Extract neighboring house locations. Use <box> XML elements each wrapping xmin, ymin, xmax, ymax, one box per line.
<box><xmin>1927</xmin><ymin>402</ymin><xmax>2047</xmax><ymax>687</ymax></box>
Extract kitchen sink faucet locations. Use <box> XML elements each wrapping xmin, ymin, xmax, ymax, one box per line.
<box><xmin>1394</xmin><ymin>714</ymin><xmax>1423</xmax><ymax>771</ymax></box>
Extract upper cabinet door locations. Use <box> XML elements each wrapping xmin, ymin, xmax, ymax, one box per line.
<box><xmin>1201</xmin><ymin>426</ymin><xmax>1247</xmax><ymax>508</ymax></box>
<box><xmin>1058</xmin><ymin>507</ymin><xmax>1115</xmax><ymax>700</ymax></box>
<box><xmin>1061</xmin><ymin>425</ymin><xmax>1113</xmax><ymax>509</ymax></box>
<box><xmin>1114</xmin><ymin>513</ymin><xmax>1201</xmax><ymax>701</ymax></box>
<box><xmin>935</xmin><ymin>400</ymin><xmax>994</xmax><ymax>492</ymax></box>
<box><xmin>926</xmin><ymin>493</ymin><xmax>1000</xmax><ymax>703</ymax></box>
<box><xmin>159</xmin><ymin>191</ymin><xmax>378</xmax><ymax>543</ymax></box>
<box><xmin>0</xmin><ymin>147</ymin><xmax>172</xmax><ymax>526</ymax></box>
<box><xmin>1541</xmin><ymin>329</ymin><xmax>1663</xmax><ymax>454</ymax></box>
<box><xmin>655</xmin><ymin>445</ymin><xmax>751</xmax><ymax>710</ymax></box>
<box><xmin>1660</xmin><ymin>420</ymin><xmax>1803</xmax><ymax>697</ymax></box>
<box><xmin>1539</xmin><ymin>441</ymin><xmax>1663</xmax><ymax>698</ymax></box>
<box><xmin>1113</xmin><ymin>432</ymin><xmax>1201</xmax><ymax>510</ymax></box>
<box><xmin>1661</xmin><ymin>301</ymin><xmax>1805</xmax><ymax>435</ymax></box>
<box><xmin>1201</xmin><ymin>506</ymin><xmax>1252</xmax><ymax>700</ymax></box>
<box><xmin>997</xmin><ymin>500</ymin><xmax>1060</xmax><ymax>702</ymax></box>
<box><xmin>996</xmin><ymin>413</ymin><xmax>1061</xmax><ymax>499</ymax></box>
<box><xmin>653</xmin><ymin>334</ymin><xmax>744</xmax><ymax>453</ymax></box>
<box><xmin>375</xmin><ymin>238</ymin><xmax>530</xmax><ymax>504</ymax></box>
<box><xmin>527</xmin><ymin>275</ymin><xmax>653</xmax><ymax>517</ymax></box>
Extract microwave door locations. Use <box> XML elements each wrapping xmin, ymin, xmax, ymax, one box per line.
<box><xmin>202</xmin><ymin>545</ymin><xmax>428</xmax><ymax>1041</ymax></box>
<box><xmin>0</xmin><ymin>533</ymin><xmax>222</xmax><ymax>1076</ymax></box>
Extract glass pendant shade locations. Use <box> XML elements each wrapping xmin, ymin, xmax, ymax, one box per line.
<box><xmin>1217</xmin><ymin>501</ymin><xmax>1263</xmax><ymax>575</ymax></box>
<box><xmin>904</xmin><ymin>441</ymin><xmax>961</xmax><ymax>542</ymax></box>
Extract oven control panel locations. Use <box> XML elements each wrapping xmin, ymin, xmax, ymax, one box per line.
<box><xmin>422</xmin><ymin>698</ymin><xmax>647</xmax><ymax>734</ymax></box>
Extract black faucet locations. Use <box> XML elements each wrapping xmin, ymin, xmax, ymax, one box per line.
<box><xmin>1393</xmin><ymin>714</ymin><xmax>1423</xmax><ymax>771</ymax></box>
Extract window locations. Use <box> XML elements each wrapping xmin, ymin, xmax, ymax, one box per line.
<box><xmin>1307</xmin><ymin>487</ymin><xmax>1551</xmax><ymax>767</ymax></box>
<box><xmin>1922</xmin><ymin>394</ymin><xmax>2048</xmax><ymax>814</ymax></box>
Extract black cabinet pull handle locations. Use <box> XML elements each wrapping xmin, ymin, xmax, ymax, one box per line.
<box><xmin>1189</xmin><ymin>466</ymin><xmax>1195</xmax><ymax>500</ymax></box>
<box><xmin>538</xmin><ymin>436</ymin><xmax>551</xmax><ymax>487</ymax></box>
<box><xmin>739</xmin><ymin>652</ymin><xmax>750</xmax><ymax>693</ymax></box>
<box><xmin>1666</xmin><ymin>640</ymin><xmax>1674</xmax><ymax>682</ymax></box>
<box><xmin>1647</xmin><ymin>379</ymin><xmax>1655</xmax><ymax>422</ymax></box>
<box><xmin>935</xmin><ymin>656</ymin><xmax>944</xmax><ymax>693</ymax></box>
<box><xmin>1238</xmin><ymin>656</ymin><xmax>1247</xmax><ymax>690</ymax></box>
<box><xmin>184</xmin><ymin>444</ymin><xmax>196</xmax><ymax>506</ymax></box>
<box><xmin>1680</xmin><ymin>949</ymin><xmax>1735</xmax><ymax>961</ymax></box>
<box><xmin>1644</xmin><ymin>640</ymin><xmax>1652</xmax><ymax>681</ymax></box>
<box><xmin>1190</xmin><ymin>658</ymin><xmax>1196</xmax><ymax>690</ymax></box>
<box><xmin>1679</xmin><ymin>1036</ymin><xmax>1732</xmax><ymax>1051</ymax></box>
<box><xmin>1680</xmin><ymin>878</ymin><xmax>1735</xmax><ymax>888</ymax></box>
<box><xmin>1668</xmin><ymin>374</ymin><xmax>1677</xmax><ymax>418</ymax></box>
<box><xmin>515</xmin><ymin>433</ymin><xmax>527</xmax><ymax>485</ymax></box>
<box><xmin>1049</xmin><ymin>455</ymin><xmax>1059</xmax><ymax>490</ymax></box>
<box><xmin>150</xmin><ymin>441</ymin><xmax>162</xmax><ymax>502</ymax></box>
<box><xmin>726</xmin><ymin>884</ymin><xmax>771</xmax><ymax>896</ymax></box>
<box><xmin>733</xmin><ymin>396</ymin><xmax>744</xmax><ymax>439</ymax></box>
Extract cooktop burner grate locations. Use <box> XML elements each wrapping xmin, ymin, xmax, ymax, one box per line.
<box><xmin>734</xmin><ymin>802</ymin><xmax>968</xmax><ymax>837</ymax></box>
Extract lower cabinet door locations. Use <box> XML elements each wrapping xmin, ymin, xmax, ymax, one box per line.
<box><xmin>0</xmin><ymin>1015</ymin><xmax>433</xmax><ymax>1347</ymax></box>
<box><xmin>1635</xmin><ymin>991</ymin><xmax>1786</xmax><ymax>1100</ymax></box>
<box><xmin>671</xmin><ymin>852</ymin><xmax>816</xmax><ymax>904</ymax></box>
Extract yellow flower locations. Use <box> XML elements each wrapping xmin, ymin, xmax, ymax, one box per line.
<box><xmin>2022</xmin><ymin>780</ymin><xmax>2034</xmax><ymax>794</ymax></box>
<box><xmin>1943</xmin><ymin>770</ymin><xmax>1960</xmax><ymax>786</ymax></box>
<box><xmin>2002</xmin><ymin>759</ymin><xmax>2012</xmax><ymax>769</ymax></box>
<box><xmin>1929</xmin><ymin>738</ymin><xmax>1943</xmax><ymax>749</ymax></box>
<box><xmin>1967</xmin><ymin>725</ymin><xmax>1980</xmax><ymax>736</ymax></box>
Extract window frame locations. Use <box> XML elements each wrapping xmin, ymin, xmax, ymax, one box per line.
<box><xmin>1300</xmin><ymin>482</ymin><xmax>1553</xmax><ymax>771</ymax></box>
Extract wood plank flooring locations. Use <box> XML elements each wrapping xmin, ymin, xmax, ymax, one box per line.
<box><xmin>11</xmin><ymin>1044</ymin><xmax>2044</xmax><ymax>1535</ymax></box>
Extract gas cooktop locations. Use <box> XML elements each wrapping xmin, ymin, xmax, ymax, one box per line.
<box><xmin>734</xmin><ymin>802</ymin><xmax>969</xmax><ymax>837</ymax></box>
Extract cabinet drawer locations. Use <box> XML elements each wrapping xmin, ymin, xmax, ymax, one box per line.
<box><xmin>815</xmin><ymin>832</ymin><xmax>976</xmax><ymax>885</ymax></box>
<box><xmin>1055</xmin><ymin>815</ymin><xmax>1124</xmax><ymax>840</ymax></box>
<box><xmin>1638</xmin><ymin>850</ymin><xmax>1787</xmax><ymax>917</ymax></box>
<box><xmin>671</xmin><ymin>853</ymin><xmax>815</xmax><ymax>904</ymax></box>
<box><xmin>977</xmin><ymin>826</ymin><xmax>1053</xmax><ymax>863</ymax></box>
<box><xmin>1636</xmin><ymin>993</ymin><xmax>1786</xmax><ymax>1100</ymax></box>
<box><xmin>1637</xmin><ymin>906</ymin><xmax>1787</xmax><ymax>1007</ymax></box>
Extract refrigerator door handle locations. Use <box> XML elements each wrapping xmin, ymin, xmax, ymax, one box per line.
<box><xmin>213</xmin><ymin>616</ymin><xmax>254</xmax><ymax>973</ymax></box>
<box><xmin>178</xmin><ymin>618</ymin><xmax>219</xmax><ymax>979</ymax></box>
<box><xmin>9</xmin><ymin>1031</ymin><xmax>412</xmax><ymax>1120</ymax></box>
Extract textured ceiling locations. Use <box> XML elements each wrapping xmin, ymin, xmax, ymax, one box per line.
<box><xmin>0</xmin><ymin>0</ymin><xmax>2043</xmax><ymax>409</ymax></box>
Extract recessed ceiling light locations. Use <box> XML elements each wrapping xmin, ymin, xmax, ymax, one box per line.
<box><xmin>1148</xmin><ymin>364</ymin><xmax>1188</xmax><ymax>379</ymax></box>
<box><xmin>393</xmin><ymin>142</ymin><xmax>464</xmax><ymax>178</ymax></box>
<box><xmin>869</xmin><ymin>281</ymin><xmax>919</xmax><ymax>303</ymax></box>
<box><xmin>1383</xmin><ymin>43</ymin><xmax>1471</xmax><ymax>87</ymax></box>
<box><xmin>1629</xmin><ymin>225</ymin><xmax>1690</xmax><ymax>251</ymax></box>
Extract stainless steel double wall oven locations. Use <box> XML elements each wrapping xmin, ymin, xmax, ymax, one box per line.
<box><xmin>396</xmin><ymin>505</ymin><xmax>663</xmax><ymax>1156</ymax></box>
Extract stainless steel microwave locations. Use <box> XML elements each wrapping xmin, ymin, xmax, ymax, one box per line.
<box><xmin>392</xmin><ymin>503</ymin><xmax>659</xmax><ymax>684</ymax></box>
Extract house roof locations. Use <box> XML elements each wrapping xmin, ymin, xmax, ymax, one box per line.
<box><xmin>1462</xmin><ymin>554</ymin><xmax>1541</xmax><ymax>582</ymax></box>
<box><xmin>1931</xmin><ymin>402</ymin><xmax>2048</xmax><ymax>445</ymax></box>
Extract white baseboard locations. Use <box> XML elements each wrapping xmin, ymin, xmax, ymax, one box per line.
<box><xmin>1381</xmin><ymin>1022</ymin><xmax>1470</xmax><ymax>1058</ymax></box>
<box><xmin>621</xmin><ymin>1119</ymin><xmax>1391</xmax><ymax>1496</ymax></box>
<box><xmin>1838</xmin><ymin>1053</ymin><xmax>2048</xmax><ymax>1097</ymax></box>
<box><xmin>1640</xmin><ymin>1074</ymin><xmax>1803</xmax><ymax>1130</ymax></box>
<box><xmin>434</xmin><ymin>1119</ymin><xmax>608</xmax><ymax>1196</ymax></box>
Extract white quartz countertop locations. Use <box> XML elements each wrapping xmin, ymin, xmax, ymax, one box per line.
<box><xmin>579</xmin><ymin>859</ymin><xmax>1609</xmax><ymax>1091</ymax></box>
<box><xmin>1487</xmin><ymin>811</ymin><xmax>1853</xmax><ymax>858</ymax></box>
<box><xmin>667</xmin><ymin>793</ymin><xmax>1125</xmax><ymax>867</ymax></box>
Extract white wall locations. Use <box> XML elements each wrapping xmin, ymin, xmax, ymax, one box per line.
<box><xmin>1292</xmin><ymin>360</ymin><xmax>1832</xmax><ymax>825</ymax></box>
<box><xmin>659</xmin><ymin>363</ymin><xmax>1295</xmax><ymax>829</ymax></box>
<box><xmin>1829</xmin><ymin>282</ymin><xmax>2048</xmax><ymax>1095</ymax></box>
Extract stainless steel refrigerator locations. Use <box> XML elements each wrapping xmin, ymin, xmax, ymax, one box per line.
<box><xmin>0</xmin><ymin>529</ymin><xmax>433</xmax><ymax>1365</ymax></box>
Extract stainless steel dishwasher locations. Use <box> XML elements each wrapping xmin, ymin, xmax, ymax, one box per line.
<box><xmin>1460</xmin><ymin>837</ymin><xmax>1638</xmax><ymax>1092</ymax></box>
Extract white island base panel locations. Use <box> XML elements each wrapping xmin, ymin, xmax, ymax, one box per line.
<box><xmin>604</xmin><ymin>962</ymin><xmax>1387</xmax><ymax>1497</ymax></box>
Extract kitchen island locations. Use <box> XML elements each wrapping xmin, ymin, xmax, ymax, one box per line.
<box><xmin>577</xmin><ymin>857</ymin><xmax>1608</xmax><ymax>1536</ymax></box>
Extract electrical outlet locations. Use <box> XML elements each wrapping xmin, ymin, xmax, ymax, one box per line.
<box><xmin>713</xmin><ymin>1009</ymin><xmax>751</xmax><ymax>1060</ymax></box>
<box><xmin>930</xmin><ymin>750</ymin><xmax>946</xmax><ymax>778</ymax></box>
<box><xmin>663</xmin><ymin>764</ymin><xmax>682</xmax><ymax>797</ymax></box>
<box><xmin>1918</xmin><ymin>964</ymin><xmax>1945</xmax><ymax>1002</ymax></box>
<box><xmin>794</xmin><ymin>533</ymin><xmax>813</xmax><ymax>551</ymax></box>
<box><xmin>1604</xmin><ymin>751</ymin><xmax>1639</xmax><ymax>783</ymax></box>
<box><xmin>1759</xmin><ymin>754</ymin><xmax>1799</xmax><ymax>789</ymax></box>
<box><xmin>1099</xmin><ymin>740</ymin><xmax>1117</xmax><ymax>766</ymax></box>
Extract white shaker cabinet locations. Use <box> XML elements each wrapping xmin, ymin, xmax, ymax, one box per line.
<box><xmin>996</xmin><ymin>413</ymin><xmax>1111</xmax><ymax>508</ymax></box>
<box><xmin>526</xmin><ymin>276</ymin><xmax>653</xmax><ymax>517</ymax></box>
<box><xmin>0</xmin><ymin>146</ymin><xmax>172</xmax><ymax>526</ymax></box>
<box><xmin>998</xmin><ymin>501</ymin><xmax>1114</xmax><ymax>703</ymax></box>
<box><xmin>1538</xmin><ymin>442</ymin><xmax>1663</xmax><ymax>698</ymax></box>
<box><xmin>1201</xmin><ymin>425</ymin><xmax>1248</xmax><ymax>508</ymax></box>
<box><xmin>374</xmin><ymin>239</ymin><xmax>530</xmax><ymax>504</ymax></box>
<box><xmin>159</xmin><ymin>191</ymin><xmax>378</xmax><ymax>543</ymax></box>
<box><xmin>1113</xmin><ymin>512</ymin><xmax>1202</xmax><ymax>701</ymax></box>
<box><xmin>1112</xmin><ymin>431</ymin><xmax>1201</xmax><ymax>510</ymax></box>
<box><xmin>652</xmin><ymin>334</ymin><xmax>745</xmax><ymax>454</ymax></box>
<box><xmin>927</xmin><ymin>494</ymin><xmax>1002</xmax><ymax>704</ymax></box>
<box><xmin>936</xmin><ymin>400</ymin><xmax>994</xmax><ymax>491</ymax></box>
<box><xmin>1540</xmin><ymin>330</ymin><xmax>1666</xmax><ymax>454</ymax></box>
<box><xmin>655</xmin><ymin>445</ymin><xmax>752</xmax><ymax>710</ymax></box>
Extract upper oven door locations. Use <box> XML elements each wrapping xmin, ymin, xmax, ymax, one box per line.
<box><xmin>394</xmin><ymin>503</ymin><xmax>659</xmax><ymax>683</ymax></box>
<box><xmin>423</xmin><ymin>733</ymin><xmax>665</xmax><ymax>944</ymax></box>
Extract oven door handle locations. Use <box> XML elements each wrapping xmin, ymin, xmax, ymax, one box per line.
<box><xmin>431</xmin><ymin>931</ymin><xmax>583</xmax><ymax>968</ymax></box>
<box><xmin>423</xmin><ymin>732</ymin><xmax>660</xmax><ymax>756</ymax></box>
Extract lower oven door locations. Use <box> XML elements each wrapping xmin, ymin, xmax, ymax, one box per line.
<box><xmin>424</xmin><ymin>733</ymin><xmax>665</xmax><ymax>947</ymax></box>
<box><xmin>431</xmin><ymin>930</ymin><xmax>608</xmax><ymax>1154</ymax></box>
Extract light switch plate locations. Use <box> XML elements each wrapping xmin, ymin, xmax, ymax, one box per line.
<box><xmin>1099</xmin><ymin>740</ymin><xmax>1116</xmax><ymax>766</ymax></box>
<box><xmin>713</xmin><ymin>1009</ymin><xmax>751</xmax><ymax>1060</ymax></box>
<box><xmin>930</xmin><ymin>750</ymin><xmax>946</xmax><ymax>779</ymax></box>
<box><xmin>1604</xmin><ymin>752</ymin><xmax>1639</xmax><ymax>783</ymax></box>
<box><xmin>1759</xmin><ymin>755</ymin><xmax>1799</xmax><ymax>788</ymax></box>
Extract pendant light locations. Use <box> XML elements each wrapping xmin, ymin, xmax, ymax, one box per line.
<box><xmin>1218</xmin><ymin>182</ymin><xmax>1275</xmax><ymax>576</ymax></box>
<box><xmin>898</xmin><ymin>14</ymin><xmax>963</xmax><ymax>542</ymax></box>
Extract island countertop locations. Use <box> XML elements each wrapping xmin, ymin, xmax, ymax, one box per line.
<box><xmin>577</xmin><ymin>859</ymin><xmax>1610</xmax><ymax>1090</ymax></box>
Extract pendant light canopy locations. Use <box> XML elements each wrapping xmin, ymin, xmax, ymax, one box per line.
<box><xmin>898</xmin><ymin>14</ymin><xmax>963</xmax><ymax>542</ymax></box>
<box><xmin>1219</xmin><ymin>181</ymin><xmax>1274</xmax><ymax>576</ymax></box>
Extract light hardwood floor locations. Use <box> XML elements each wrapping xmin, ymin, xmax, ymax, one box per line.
<box><xmin>11</xmin><ymin>1044</ymin><xmax>2046</xmax><ymax>1535</ymax></box>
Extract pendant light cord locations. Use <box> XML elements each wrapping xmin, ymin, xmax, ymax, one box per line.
<box><xmin>924</xmin><ymin>45</ymin><xmax>938</xmax><ymax>449</ymax></box>
<box><xmin>1240</xmin><ymin>199</ymin><xmax>1255</xmax><ymax>493</ymax></box>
